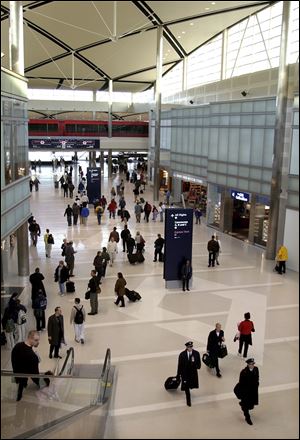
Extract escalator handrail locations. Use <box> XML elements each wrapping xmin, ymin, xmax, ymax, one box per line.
<box><xmin>97</xmin><ymin>348</ymin><xmax>111</xmax><ymax>404</ymax></box>
<box><xmin>58</xmin><ymin>347</ymin><xmax>74</xmax><ymax>376</ymax></box>
<box><xmin>101</xmin><ymin>348</ymin><xmax>111</xmax><ymax>379</ymax></box>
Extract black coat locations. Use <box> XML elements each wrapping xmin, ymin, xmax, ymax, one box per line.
<box><xmin>47</xmin><ymin>314</ymin><xmax>65</xmax><ymax>346</ymax></box>
<box><xmin>207</xmin><ymin>329</ymin><xmax>224</xmax><ymax>356</ymax></box>
<box><xmin>181</xmin><ymin>264</ymin><xmax>192</xmax><ymax>280</ymax></box>
<box><xmin>239</xmin><ymin>366</ymin><xmax>259</xmax><ymax>409</ymax></box>
<box><xmin>177</xmin><ymin>349</ymin><xmax>201</xmax><ymax>390</ymax></box>
<box><xmin>54</xmin><ymin>265</ymin><xmax>69</xmax><ymax>283</ymax></box>
<box><xmin>11</xmin><ymin>342</ymin><xmax>39</xmax><ymax>375</ymax></box>
<box><xmin>29</xmin><ymin>272</ymin><xmax>46</xmax><ymax>300</ymax></box>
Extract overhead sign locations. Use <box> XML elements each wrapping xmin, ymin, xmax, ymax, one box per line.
<box><xmin>231</xmin><ymin>190</ymin><xmax>250</xmax><ymax>202</ymax></box>
<box><xmin>86</xmin><ymin>167</ymin><xmax>101</xmax><ymax>204</ymax></box>
<box><xmin>164</xmin><ymin>208</ymin><xmax>193</xmax><ymax>282</ymax></box>
<box><xmin>29</xmin><ymin>138</ymin><xmax>100</xmax><ymax>150</ymax></box>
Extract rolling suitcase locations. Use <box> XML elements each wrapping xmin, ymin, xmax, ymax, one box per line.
<box><xmin>66</xmin><ymin>280</ymin><xmax>75</xmax><ymax>293</ymax></box>
<box><xmin>125</xmin><ymin>288</ymin><xmax>141</xmax><ymax>302</ymax></box>
<box><xmin>137</xmin><ymin>252</ymin><xmax>145</xmax><ymax>263</ymax></box>
<box><xmin>127</xmin><ymin>253</ymin><xmax>138</xmax><ymax>265</ymax></box>
<box><xmin>164</xmin><ymin>376</ymin><xmax>181</xmax><ymax>390</ymax></box>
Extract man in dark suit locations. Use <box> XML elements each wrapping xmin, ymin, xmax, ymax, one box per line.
<box><xmin>177</xmin><ymin>341</ymin><xmax>201</xmax><ymax>406</ymax></box>
<box><xmin>47</xmin><ymin>307</ymin><xmax>65</xmax><ymax>359</ymax></box>
<box><xmin>207</xmin><ymin>323</ymin><xmax>225</xmax><ymax>378</ymax></box>
<box><xmin>29</xmin><ymin>267</ymin><xmax>46</xmax><ymax>304</ymax></box>
<box><xmin>237</xmin><ymin>358</ymin><xmax>259</xmax><ymax>425</ymax></box>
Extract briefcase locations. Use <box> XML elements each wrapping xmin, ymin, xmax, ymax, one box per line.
<box><xmin>202</xmin><ymin>353</ymin><xmax>215</xmax><ymax>368</ymax></box>
<box><xmin>218</xmin><ymin>345</ymin><xmax>228</xmax><ymax>358</ymax></box>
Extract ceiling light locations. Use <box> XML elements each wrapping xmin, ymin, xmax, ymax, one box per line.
<box><xmin>205</xmin><ymin>7</ymin><xmax>210</xmax><ymax>10</ymax></box>
<box><xmin>190</xmin><ymin>22</ymin><xmax>194</xmax><ymax>26</ymax></box>
<box><xmin>177</xmin><ymin>36</ymin><xmax>181</xmax><ymax>39</ymax></box>
<box><xmin>211</xmin><ymin>2</ymin><xmax>216</xmax><ymax>4</ymax></box>
<box><xmin>1</xmin><ymin>52</ymin><xmax>4</xmax><ymax>58</ymax></box>
<box><xmin>182</xmin><ymin>31</ymin><xmax>185</xmax><ymax>34</ymax></box>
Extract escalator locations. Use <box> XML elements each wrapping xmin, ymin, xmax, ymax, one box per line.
<box><xmin>1</xmin><ymin>348</ymin><xmax>115</xmax><ymax>439</ymax></box>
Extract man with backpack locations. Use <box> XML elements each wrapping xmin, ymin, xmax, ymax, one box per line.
<box><xmin>44</xmin><ymin>228</ymin><xmax>54</xmax><ymax>258</ymax></box>
<box><xmin>70</xmin><ymin>298</ymin><xmax>86</xmax><ymax>344</ymax></box>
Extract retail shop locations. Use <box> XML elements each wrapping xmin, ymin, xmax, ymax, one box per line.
<box><xmin>172</xmin><ymin>173</ymin><xmax>207</xmax><ymax>213</ymax></box>
<box><xmin>159</xmin><ymin>168</ymin><xmax>172</xmax><ymax>191</ymax></box>
<box><xmin>207</xmin><ymin>184</ymin><xmax>270</xmax><ymax>248</ymax></box>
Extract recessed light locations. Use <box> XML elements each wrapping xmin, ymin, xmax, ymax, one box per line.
<box><xmin>205</xmin><ymin>7</ymin><xmax>210</xmax><ymax>10</ymax></box>
<box><xmin>211</xmin><ymin>2</ymin><xmax>216</xmax><ymax>4</ymax></box>
<box><xmin>177</xmin><ymin>36</ymin><xmax>181</xmax><ymax>39</ymax></box>
<box><xmin>190</xmin><ymin>22</ymin><xmax>194</xmax><ymax>26</ymax></box>
<box><xmin>182</xmin><ymin>31</ymin><xmax>186</xmax><ymax>34</ymax></box>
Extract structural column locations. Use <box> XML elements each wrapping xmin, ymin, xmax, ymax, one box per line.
<box><xmin>153</xmin><ymin>25</ymin><xmax>163</xmax><ymax>202</ymax></box>
<box><xmin>266</xmin><ymin>1</ymin><xmax>290</xmax><ymax>259</ymax></box>
<box><xmin>9</xmin><ymin>1</ymin><xmax>24</xmax><ymax>75</ymax></box>
<box><xmin>182</xmin><ymin>56</ymin><xmax>188</xmax><ymax>91</ymax></box>
<box><xmin>100</xmin><ymin>151</ymin><xmax>104</xmax><ymax>173</ymax></box>
<box><xmin>219</xmin><ymin>188</ymin><xmax>233</xmax><ymax>233</ymax></box>
<box><xmin>17</xmin><ymin>223</ymin><xmax>29</xmax><ymax>276</ymax></box>
<box><xmin>108</xmin><ymin>149</ymin><xmax>112</xmax><ymax>178</ymax></box>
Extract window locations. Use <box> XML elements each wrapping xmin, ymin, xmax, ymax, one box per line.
<box><xmin>162</xmin><ymin>62</ymin><xmax>183</xmax><ymax>97</ymax></box>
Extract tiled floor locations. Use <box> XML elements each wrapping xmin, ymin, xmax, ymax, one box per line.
<box><xmin>1</xmin><ymin>163</ymin><xmax>299</xmax><ymax>439</ymax></box>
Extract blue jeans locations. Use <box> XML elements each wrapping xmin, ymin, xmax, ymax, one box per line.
<box><xmin>58</xmin><ymin>282</ymin><xmax>65</xmax><ymax>294</ymax></box>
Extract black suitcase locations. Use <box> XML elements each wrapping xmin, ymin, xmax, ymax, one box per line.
<box><xmin>202</xmin><ymin>353</ymin><xmax>215</xmax><ymax>368</ymax></box>
<box><xmin>66</xmin><ymin>280</ymin><xmax>75</xmax><ymax>293</ymax></box>
<box><xmin>137</xmin><ymin>252</ymin><xmax>145</xmax><ymax>263</ymax></box>
<box><xmin>127</xmin><ymin>253</ymin><xmax>138</xmax><ymax>265</ymax></box>
<box><xmin>159</xmin><ymin>252</ymin><xmax>164</xmax><ymax>262</ymax></box>
<box><xmin>164</xmin><ymin>376</ymin><xmax>181</xmax><ymax>390</ymax></box>
<box><xmin>125</xmin><ymin>288</ymin><xmax>141</xmax><ymax>302</ymax></box>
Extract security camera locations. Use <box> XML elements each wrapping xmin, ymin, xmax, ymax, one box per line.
<box><xmin>241</xmin><ymin>90</ymin><xmax>248</xmax><ymax>97</ymax></box>
<box><xmin>189</xmin><ymin>100</ymin><xmax>194</xmax><ymax>104</ymax></box>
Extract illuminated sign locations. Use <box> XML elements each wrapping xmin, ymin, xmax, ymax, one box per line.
<box><xmin>29</xmin><ymin>138</ymin><xmax>100</xmax><ymax>150</ymax></box>
<box><xmin>231</xmin><ymin>190</ymin><xmax>250</xmax><ymax>202</ymax></box>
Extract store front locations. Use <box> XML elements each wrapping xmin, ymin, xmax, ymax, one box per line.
<box><xmin>159</xmin><ymin>168</ymin><xmax>172</xmax><ymax>191</ymax></box>
<box><xmin>173</xmin><ymin>172</ymin><xmax>207</xmax><ymax>213</ymax></box>
<box><xmin>207</xmin><ymin>185</ymin><xmax>270</xmax><ymax>248</ymax></box>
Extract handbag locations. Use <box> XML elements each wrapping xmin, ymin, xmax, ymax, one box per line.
<box><xmin>218</xmin><ymin>344</ymin><xmax>228</xmax><ymax>358</ymax></box>
<box><xmin>233</xmin><ymin>331</ymin><xmax>240</xmax><ymax>342</ymax></box>
<box><xmin>85</xmin><ymin>290</ymin><xmax>90</xmax><ymax>300</ymax></box>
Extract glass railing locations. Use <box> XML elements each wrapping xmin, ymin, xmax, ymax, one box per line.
<box><xmin>1</xmin><ymin>372</ymin><xmax>99</xmax><ymax>439</ymax></box>
<box><xmin>1</xmin><ymin>348</ymin><xmax>113</xmax><ymax>439</ymax></box>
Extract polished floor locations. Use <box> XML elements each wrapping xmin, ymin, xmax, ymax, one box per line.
<box><xmin>1</xmin><ymin>163</ymin><xmax>299</xmax><ymax>439</ymax></box>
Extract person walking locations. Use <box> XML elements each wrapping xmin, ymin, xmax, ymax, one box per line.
<box><xmin>177</xmin><ymin>341</ymin><xmax>201</xmax><ymax>406</ymax></box>
<box><xmin>107</xmin><ymin>237</ymin><xmax>118</xmax><ymax>267</ymax></box>
<box><xmin>114</xmin><ymin>272</ymin><xmax>127</xmax><ymax>308</ymax></box>
<box><xmin>44</xmin><ymin>229</ymin><xmax>54</xmax><ymax>258</ymax></box>
<box><xmin>64</xmin><ymin>241</ymin><xmax>76</xmax><ymax>276</ymax></box>
<box><xmin>29</xmin><ymin>267</ymin><xmax>46</xmax><ymax>305</ymax></box>
<box><xmin>236</xmin><ymin>358</ymin><xmax>259</xmax><ymax>425</ymax></box>
<box><xmin>215</xmin><ymin>234</ymin><xmax>222</xmax><ymax>266</ymax></box>
<box><xmin>54</xmin><ymin>260</ymin><xmax>70</xmax><ymax>296</ymax></box>
<box><xmin>126</xmin><ymin>234</ymin><xmax>135</xmax><ymax>255</ymax></box>
<box><xmin>108</xmin><ymin>199</ymin><xmax>117</xmax><ymax>219</ymax></box>
<box><xmin>121</xmin><ymin>225</ymin><xmax>131</xmax><ymax>252</ymax></box>
<box><xmin>29</xmin><ymin>220</ymin><xmax>41</xmax><ymax>246</ymax></box>
<box><xmin>153</xmin><ymin>234</ymin><xmax>165</xmax><ymax>262</ymax></box>
<box><xmin>15</xmin><ymin>299</ymin><xmax>27</xmax><ymax>343</ymax></box>
<box><xmin>207</xmin><ymin>235</ymin><xmax>220</xmax><ymax>267</ymax></box>
<box><xmin>47</xmin><ymin>307</ymin><xmax>65</xmax><ymax>359</ymax></box>
<box><xmin>72</xmin><ymin>202</ymin><xmax>80</xmax><ymax>226</ymax></box>
<box><xmin>33</xmin><ymin>289</ymin><xmax>47</xmax><ymax>332</ymax></box>
<box><xmin>109</xmin><ymin>226</ymin><xmax>120</xmax><ymax>244</ymax></box>
<box><xmin>93</xmin><ymin>251</ymin><xmax>103</xmax><ymax>282</ymax></box>
<box><xmin>95</xmin><ymin>204</ymin><xmax>104</xmax><ymax>225</ymax></box>
<box><xmin>11</xmin><ymin>330</ymin><xmax>43</xmax><ymax>401</ymax></box>
<box><xmin>70</xmin><ymin>298</ymin><xmax>86</xmax><ymax>344</ymax></box>
<box><xmin>134</xmin><ymin>202</ymin><xmax>143</xmax><ymax>223</ymax></box>
<box><xmin>81</xmin><ymin>204</ymin><xmax>90</xmax><ymax>226</ymax></box>
<box><xmin>135</xmin><ymin>231</ymin><xmax>145</xmax><ymax>254</ymax></box>
<box><xmin>195</xmin><ymin>207</ymin><xmax>202</xmax><ymax>225</ymax></box>
<box><xmin>275</xmin><ymin>244</ymin><xmax>288</xmax><ymax>274</ymax></box>
<box><xmin>166</xmin><ymin>189</ymin><xmax>171</xmax><ymax>205</ymax></box>
<box><xmin>62</xmin><ymin>181</ymin><xmax>69</xmax><ymax>197</ymax></box>
<box><xmin>100</xmin><ymin>247</ymin><xmax>110</xmax><ymax>277</ymax></box>
<box><xmin>1</xmin><ymin>304</ymin><xmax>17</xmax><ymax>350</ymax></box>
<box><xmin>144</xmin><ymin>202</ymin><xmax>152</xmax><ymax>223</ymax></box>
<box><xmin>68</xmin><ymin>181</ymin><xmax>75</xmax><ymax>198</ymax></box>
<box><xmin>159</xmin><ymin>202</ymin><xmax>165</xmax><ymax>222</ymax></box>
<box><xmin>206</xmin><ymin>323</ymin><xmax>225</xmax><ymax>378</ymax></box>
<box><xmin>87</xmin><ymin>270</ymin><xmax>101</xmax><ymax>315</ymax></box>
<box><xmin>238</xmin><ymin>312</ymin><xmax>255</xmax><ymax>358</ymax></box>
<box><xmin>64</xmin><ymin>204</ymin><xmax>73</xmax><ymax>226</ymax></box>
<box><xmin>181</xmin><ymin>259</ymin><xmax>192</xmax><ymax>291</ymax></box>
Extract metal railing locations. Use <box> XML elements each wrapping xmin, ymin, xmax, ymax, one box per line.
<box><xmin>97</xmin><ymin>348</ymin><xmax>111</xmax><ymax>404</ymax></box>
<box><xmin>58</xmin><ymin>347</ymin><xmax>74</xmax><ymax>376</ymax></box>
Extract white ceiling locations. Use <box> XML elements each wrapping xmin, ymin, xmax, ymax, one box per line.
<box><xmin>1</xmin><ymin>1</ymin><xmax>274</xmax><ymax>92</ymax></box>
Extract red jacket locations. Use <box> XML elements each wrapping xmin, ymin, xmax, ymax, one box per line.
<box><xmin>238</xmin><ymin>320</ymin><xmax>255</xmax><ymax>335</ymax></box>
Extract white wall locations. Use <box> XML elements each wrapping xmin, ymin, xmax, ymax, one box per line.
<box><xmin>283</xmin><ymin>209</ymin><xmax>299</xmax><ymax>272</ymax></box>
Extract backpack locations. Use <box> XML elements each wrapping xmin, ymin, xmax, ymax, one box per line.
<box><xmin>74</xmin><ymin>306</ymin><xmax>84</xmax><ymax>324</ymax></box>
<box><xmin>17</xmin><ymin>309</ymin><xmax>27</xmax><ymax>325</ymax></box>
<box><xmin>48</xmin><ymin>234</ymin><xmax>54</xmax><ymax>244</ymax></box>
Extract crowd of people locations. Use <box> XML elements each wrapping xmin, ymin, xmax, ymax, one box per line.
<box><xmin>1</xmin><ymin>159</ymin><xmax>289</xmax><ymax>427</ymax></box>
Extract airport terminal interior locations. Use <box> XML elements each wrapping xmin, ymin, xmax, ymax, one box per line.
<box><xmin>1</xmin><ymin>1</ymin><xmax>299</xmax><ymax>439</ymax></box>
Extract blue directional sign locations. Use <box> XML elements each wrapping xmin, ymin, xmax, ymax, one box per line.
<box><xmin>164</xmin><ymin>208</ymin><xmax>193</xmax><ymax>281</ymax></box>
